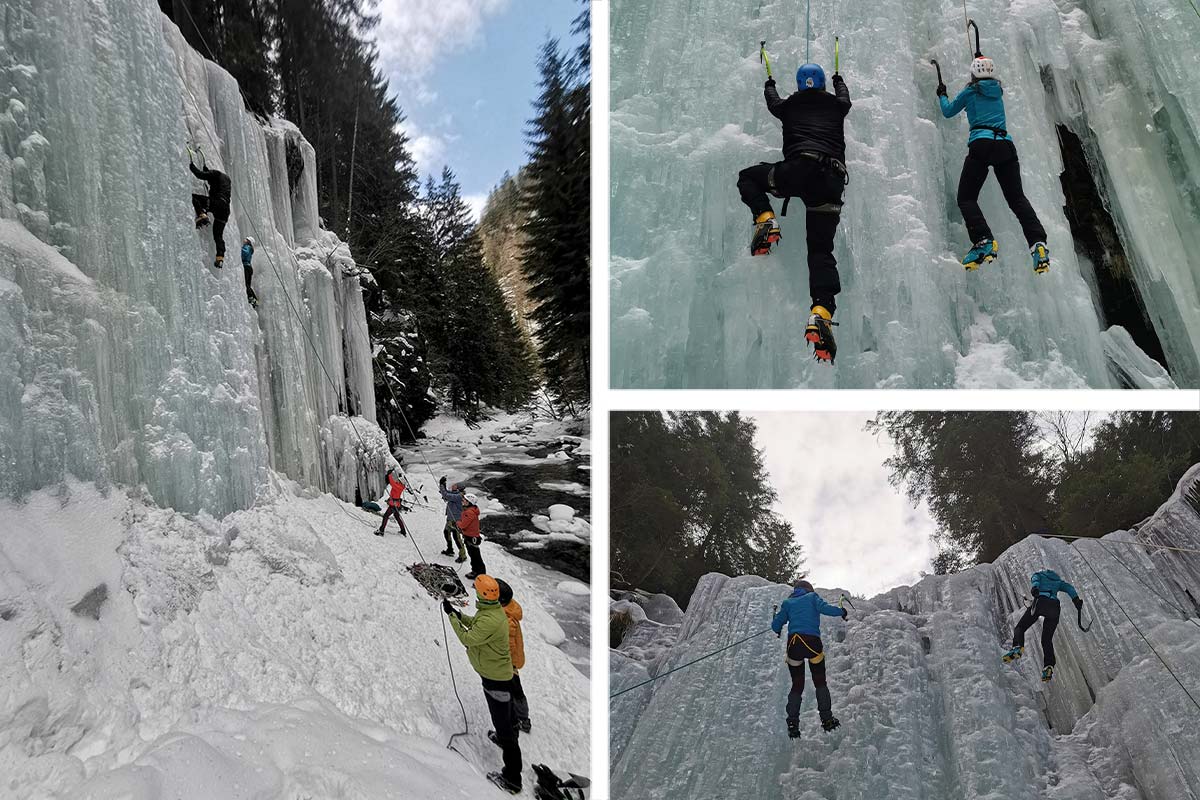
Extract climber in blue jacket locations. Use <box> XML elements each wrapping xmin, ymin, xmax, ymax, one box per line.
<box><xmin>938</xmin><ymin>54</ymin><xmax>1050</xmax><ymax>274</ymax></box>
<box><xmin>771</xmin><ymin>579</ymin><xmax>847</xmax><ymax>738</ymax></box>
<box><xmin>241</xmin><ymin>237</ymin><xmax>258</xmax><ymax>308</ymax></box>
<box><xmin>1003</xmin><ymin>569</ymin><xmax>1083</xmax><ymax>682</ymax></box>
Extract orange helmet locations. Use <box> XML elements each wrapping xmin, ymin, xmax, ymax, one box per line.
<box><xmin>474</xmin><ymin>574</ymin><xmax>500</xmax><ymax>601</ymax></box>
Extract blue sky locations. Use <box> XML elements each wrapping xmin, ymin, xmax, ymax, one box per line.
<box><xmin>373</xmin><ymin>0</ymin><xmax>584</xmax><ymax>219</ymax></box>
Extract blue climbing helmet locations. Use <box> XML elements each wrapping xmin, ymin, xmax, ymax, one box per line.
<box><xmin>796</xmin><ymin>63</ymin><xmax>826</xmax><ymax>91</ymax></box>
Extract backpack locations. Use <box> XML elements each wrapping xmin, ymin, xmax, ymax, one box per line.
<box><xmin>533</xmin><ymin>764</ymin><xmax>590</xmax><ymax>800</ymax></box>
<box><xmin>1031</xmin><ymin>570</ymin><xmax>1061</xmax><ymax>595</ymax></box>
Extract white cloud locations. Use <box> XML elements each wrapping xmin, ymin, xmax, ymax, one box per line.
<box><xmin>748</xmin><ymin>412</ymin><xmax>939</xmax><ymax>598</ymax></box>
<box><xmin>463</xmin><ymin>193</ymin><xmax>488</xmax><ymax>222</ymax></box>
<box><xmin>374</xmin><ymin>0</ymin><xmax>510</xmax><ymax>88</ymax></box>
<box><xmin>395</xmin><ymin>120</ymin><xmax>446</xmax><ymax>175</ymax></box>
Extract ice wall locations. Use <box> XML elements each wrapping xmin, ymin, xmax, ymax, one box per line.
<box><xmin>611</xmin><ymin>464</ymin><xmax>1200</xmax><ymax>799</ymax></box>
<box><xmin>610</xmin><ymin>0</ymin><xmax>1200</xmax><ymax>388</ymax></box>
<box><xmin>0</xmin><ymin>0</ymin><xmax>385</xmax><ymax>515</ymax></box>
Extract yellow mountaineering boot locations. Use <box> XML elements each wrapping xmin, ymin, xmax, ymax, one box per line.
<box><xmin>805</xmin><ymin>305</ymin><xmax>838</xmax><ymax>364</ymax></box>
<box><xmin>750</xmin><ymin>211</ymin><xmax>782</xmax><ymax>256</ymax></box>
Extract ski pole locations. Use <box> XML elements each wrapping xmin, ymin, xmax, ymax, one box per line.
<box><xmin>760</xmin><ymin>40</ymin><xmax>773</xmax><ymax>79</ymax></box>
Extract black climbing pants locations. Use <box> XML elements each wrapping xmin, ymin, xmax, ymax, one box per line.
<box><xmin>1012</xmin><ymin>596</ymin><xmax>1061</xmax><ymax>667</ymax></box>
<box><xmin>482</xmin><ymin>676</ymin><xmax>523</xmax><ymax>786</ymax></box>
<box><xmin>465</xmin><ymin>536</ymin><xmax>486</xmax><ymax>575</ymax></box>
<box><xmin>192</xmin><ymin>193</ymin><xmax>229</xmax><ymax>258</ymax></box>
<box><xmin>737</xmin><ymin>157</ymin><xmax>845</xmax><ymax>313</ymax></box>
<box><xmin>784</xmin><ymin>633</ymin><xmax>832</xmax><ymax>724</ymax></box>
<box><xmin>378</xmin><ymin>505</ymin><xmax>407</xmax><ymax>535</ymax></box>
<box><xmin>511</xmin><ymin>670</ymin><xmax>530</xmax><ymax>726</ymax></box>
<box><xmin>243</xmin><ymin>264</ymin><xmax>257</xmax><ymax>305</ymax></box>
<box><xmin>956</xmin><ymin>138</ymin><xmax>1047</xmax><ymax>248</ymax></box>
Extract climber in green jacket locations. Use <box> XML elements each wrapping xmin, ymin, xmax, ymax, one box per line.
<box><xmin>446</xmin><ymin>574</ymin><xmax>523</xmax><ymax>794</ymax></box>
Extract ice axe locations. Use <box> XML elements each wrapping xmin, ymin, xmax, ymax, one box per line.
<box><xmin>931</xmin><ymin>58</ymin><xmax>947</xmax><ymax>96</ymax></box>
<box><xmin>967</xmin><ymin>19</ymin><xmax>982</xmax><ymax>58</ymax></box>
<box><xmin>834</xmin><ymin>35</ymin><xmax>840</xmax><ymax>75</ymax></box>
<box><xmin>760</xmin><ymin>40</ymin><xmax>773</xmax><ymax>79</ymax></box>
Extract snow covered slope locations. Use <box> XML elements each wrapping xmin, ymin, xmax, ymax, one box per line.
<box><xmin>0</xmin><ymin>0</ymin><xmax>381</xmax><ymax>515</ymax></box>
<box><xmin>0</xmin><ymin>479</ymin><xmax>589</xmax><ymax>797</ymax></box>
<box><xmin>611</xmin><ymin>465</ymin><xmax>1200</xmax><ymax>799</ymax></box>
<box><xmin>610</xmin><ymin>0</ymin><xmax>1199</xmax><ymax>389</ymax></box>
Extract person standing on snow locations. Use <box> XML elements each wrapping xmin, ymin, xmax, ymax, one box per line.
<box><xmin>444</xmin><ymin>575</ymin><xmax>523</xmax><ymax>795</ymax></box>
<box><xmin>1004</xmin><ymin>569</ymin><xmax>1083</xmax><ymax>682</ymax></box>
<box><xmin>771</xmin><ymin>578</ymin><xmax>847</xmax><ymax>738</ymax></box>
<box><xmin>189</xmin><ymin>156</ymin><xmax>232</xmax><ymax>269</ymax></box>
<box><xmin>241</xmin><ymin>237</ymin><xmax>259</xmax><ymax>308</ymax></box>
<box><xmin>937</xmin><ymin>54</ymin><xmax>1050</xmax><ymax>274</ymax></box>
<box><xmin>736</xmin><ymin>61</ymin><xmax>851</xmax><ymax>364</ymax></box>
<box><xmin>497</xmin><ymin>578</ymin><xmax>532</xmax><ymax>733</ymax></box>
<box><xmin>375</xmin><ymin>467</ymin><xmax>409</xmax><ymax>537</ymax></box>
<box><xmin>458</xmin><ymin>493</ymin><xmax>486</xmax><ymax>579</ymax></box>
<box><xmin>438</xmin><ymin>476</ymin><xmax>469</xmax><ymax>563</ymax></box>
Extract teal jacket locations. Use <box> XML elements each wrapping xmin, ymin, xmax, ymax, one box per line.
<box><xmin>1031</xmin><ymin>570</ymin><xmax>1078</xmax><ymax>600</ymax></box>
<box><xmin>940</xmin><ymin>78</ymin><xmax>1013</xmax><ymax>143</ymax></box>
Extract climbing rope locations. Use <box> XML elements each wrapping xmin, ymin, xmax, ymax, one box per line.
<box><xmin>1046</xmin><ymin>535</ymin><xmax>1200</xmax><ymax>633</ymax></box>
<box><xmin>1073</xmin><ymin>546</ymin><xmax>1200</xmax><ymax>716</ymax></box>
<box><xmin>806</xmin><ymin>0</ymin><xmax>812</xmax><ymax>63</ymax></box>
<box><xmin>176</xmin><ymin>2</ymin><xmax>471</xmax><ymax>752</ymax></box>
<box><xmin>1041</xmin><ymin>533</ymin><xmax>1200</xmax><ymax>557</ymax></box>
<box><xmin>610</xmin><ymin>627</ymin><xmax>775</xmax><ymax>699</ymax></box>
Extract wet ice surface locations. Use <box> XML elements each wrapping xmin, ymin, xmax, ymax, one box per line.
<box><xmin>611</xmin><ymin>465</ymin><xmax>1200</xmax><ymax>799</ymax></box>
<box><xmin>610</xmin><ymin>0</ymin><xmax>1199</xmax><ymax>389</ymax></box>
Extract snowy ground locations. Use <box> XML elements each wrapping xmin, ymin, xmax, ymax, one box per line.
<box><xmin>0</xmin><ymin>471</ymin><xmax>589</xmax><ymax>797</ymax></box>
<box><xmin>611</xmin><ymin>465</ymin><xmax>1200</xmax><ymax>799</ymax></box>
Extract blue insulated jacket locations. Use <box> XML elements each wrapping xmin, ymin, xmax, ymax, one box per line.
<box><xmin>241</xmin><ymin>242</ymin><xmax>254</xmax><ymax>267</ymax></box>
<box><xmin>439</xmin><ymin>484</ymin><xmax>464</xmax><ymax>521</ymax></box>
<box><xmin>939</xmin><ymin>78</ymin><xmax>1013</xmax><ymax>143</ymax></box>
<box><xmin>1031</xmin><ymin>570</ymin><xmax>1078</xmax><ymax>600</ymax></box>
<box><xmin>771</xmin><ymin>586</ymin><xmax>843</xmax><ymax>638</ymax></box>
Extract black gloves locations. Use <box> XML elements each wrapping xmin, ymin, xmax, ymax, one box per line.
<box><xmin>439</xmin><ymin>475</ymin><xmax>446</xmax><ymax>486</ymax></box>
<box><xmin>832</xmin><ymin>73</ymin><xmax>845</xmax><ymax>84</ymax></box>
<box><xmin>765</xmin><ymin>77</ymin><xmax>776</xmax><ymax>88</ymax></box>
<box><xmin>1073</xmin><ymin>597</ymin><xmax>1084</xmax><ymax>610</ymax></box>
<box><xmin>1031</xmin><ymin>587</ymin><xmax>1040</xmax><ymax>599</ymax></box>
<box><xmin>442</xmin><ymin>600</ymin><xmax>455</xmax><ymax>615</ymax></box>
<box><xmin>841</xmin><ymin>608</ymin><xmax>848</xmax><ymax>620</ymax></box>
<box><xmin>937</xmin><ymin>82</ymin><xmax>947</xmax><ymax>97</ymax></box>
<box><xmin>776</xmin><ymin>630</ymin><xmax>782</xmax><ymax>638</ymax></box>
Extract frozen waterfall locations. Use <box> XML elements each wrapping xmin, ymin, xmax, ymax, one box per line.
<box><xmin>611</xmin><ymin>464</ymin><xmax>1200</xmax><ymax>799</ymax></box>
<box><xmin>610</xmin><ymin>0</ymin><xmax>1200</xmax><ymax>389</ymax></box>
<box><xmin>0</xmin><ymin>0</ymin><xmax>387</xmax><ymax>515</ymax></box>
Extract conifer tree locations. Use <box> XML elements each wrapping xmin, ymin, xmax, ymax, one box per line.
<box><xmin>520</xmin><ymin>27</ymin><xmax>590</xmax><ymax>409</ymax></box>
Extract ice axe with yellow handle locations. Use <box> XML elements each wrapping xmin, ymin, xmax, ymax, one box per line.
<box><xmin>760</xmin><ymin>40</ymin><xmax>773</xmax><ymax>80</ymax></box>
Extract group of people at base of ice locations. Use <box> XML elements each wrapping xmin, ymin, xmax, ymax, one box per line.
<box><xmin>741</xmin><ymin>50</ymin><xmax>1049</xmax><ymax>365</ymax></box>
<box><xmin>366</xmin><ymin>466</ymin><xmax>578</xmax><ymax>796</ymax></box>
<box><xmin>188</xmin><ymin>152</ymin><xmax>260</xmax><ymax>307</ymax></box>
<box><xmin>774</xmin><ymin>570</ymin><xmax>1084</xmax><ymax>739</ymax></box>
<box><xmin>368</xmin><ymin>468</ymin><xmax>491</xmax><ymax>578</ymax></box>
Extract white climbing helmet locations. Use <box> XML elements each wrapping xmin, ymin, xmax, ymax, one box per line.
<box><xmin>970</xmin><ymin>56</ymin><xmax>996</xmax><ymax>79</ymax></box>
<box><xmin>465</xmin><ymin>493</ymin><xmax>478</xmax><ymax>505</ymax></box>
<box><xmin>244</xmin><ymin>236</ymin><xmax>255</xmax><ymax>246</ymax></box>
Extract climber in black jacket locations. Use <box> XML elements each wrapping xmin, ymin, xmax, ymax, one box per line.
<box><xmin>736</xmin><ymin>62</ymin><xmax>851</xmax><ymax>364</ymax></box>
<box><xmin>190</xmin><ymin>157</ymin><xmax>232</xmax><ymax>268</ymax></box>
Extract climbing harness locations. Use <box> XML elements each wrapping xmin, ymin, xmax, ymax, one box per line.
<box><xmin>789</xmin><ymin>633</ymin><xmax>825</xmax><ymax>664</ymax></box>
